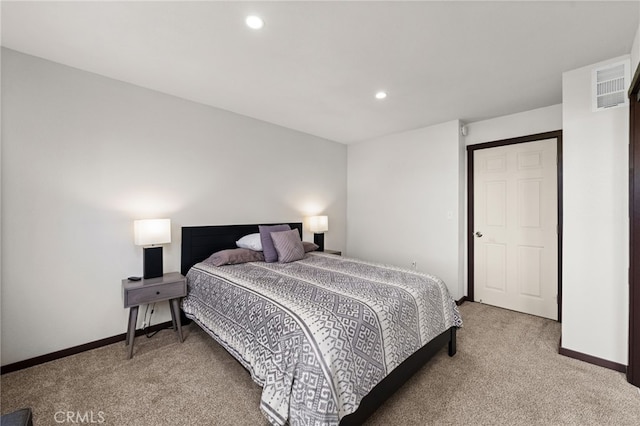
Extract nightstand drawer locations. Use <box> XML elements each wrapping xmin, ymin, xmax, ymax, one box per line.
<box><xmin>125</xmin><ymin>280</ymin><xmax>186</xmax><ymax>306</ymax></box>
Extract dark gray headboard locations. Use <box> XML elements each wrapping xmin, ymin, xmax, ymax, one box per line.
<box><xmin>181</xmin><ymin>222</ymin><xmax>303</xmax><ymax>275</ymax></box>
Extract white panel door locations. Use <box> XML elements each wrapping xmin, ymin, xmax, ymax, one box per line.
<box><xmin>474</xmin><ymin>139</ymin><xmax>558</xmax><ymax>320</ymax></box>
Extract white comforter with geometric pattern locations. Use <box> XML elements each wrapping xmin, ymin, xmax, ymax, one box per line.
<box><xmin>182</xmin><ymin>252</ymin><xmax>462</xmax><ymax>426</ymax></box>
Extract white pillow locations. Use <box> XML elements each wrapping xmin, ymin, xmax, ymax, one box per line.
<box><xmin>236</xmin><ymin>233</ymin><xmax>263</xmax><ymax>251</ymax></box>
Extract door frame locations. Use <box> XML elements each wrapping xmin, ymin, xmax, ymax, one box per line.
<box><xmin>627</xmin><ymin>62</ymin><xmax>640</xmax><ymax>387</ymax></box>
<box><xmin>466</xmin><ymin>131</ymin><xmax>563</xmax><ymax>321</ymax></box>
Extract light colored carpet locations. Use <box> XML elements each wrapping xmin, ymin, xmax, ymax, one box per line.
<box><xmin>2</xmin><ymin>302</ymin><xmax>640</xmax><ymax>425</ymax></box>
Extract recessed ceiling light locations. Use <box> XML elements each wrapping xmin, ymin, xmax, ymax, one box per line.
<box><xmin>246</xmin><ymin>15</ymin><xmax>264</xmax><ymax>30</ymax></box>
<box><xmin>375</xmin><ymin>91</ymin><xmax>387</xmax><ymax>100</ymax></box>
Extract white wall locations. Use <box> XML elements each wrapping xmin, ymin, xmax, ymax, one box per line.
<box><xmin>1</xmin><ymin>48</ymin><xmax>347</xmax><ymax>365</ymax></box>
<box><xmin>347</xmin><ymin>120</ymin><xmax>465</xmax><ymax>300</ymax></box>
<box><xmin>562</xmin><ymin>55</ymin><xmax>630</xmax><ymax>365</ymax></box>
<box><xmin>464</xmin><ymin>104</ymin><xmax>562</xmax><ymax>146</ymax></box>
<box><xmin>632</xmin><ymin>24</ymin><xmax>640</xmax><ymax>73</ymax></box>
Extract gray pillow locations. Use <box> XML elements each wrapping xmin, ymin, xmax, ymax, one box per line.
<box><xmin>271</xmin><ymin>229</ymin><xmax>305</xmax><ymax>263</ymax></box>
<box><xmin>302</xmin><ymin>241</ymin><xmax>319</xmax><ymax>253</ymax></box>
<box><xmin>259</xmin><ymin>224</ymin><xmax>291</xmax><ymax>262</ymax></box>
<box><xmin>204</xmin><ymin>248</ymin><xmax>264</xmax><ymax>267</ymax></box>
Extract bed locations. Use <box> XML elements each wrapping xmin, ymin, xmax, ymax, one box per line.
<box><xmin>180</xmin><ymin>223</ymin><xmax>461</xmax><ymax>425</ymax></box>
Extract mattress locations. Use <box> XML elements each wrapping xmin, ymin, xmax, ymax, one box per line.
<box><xmin>182</xmin><ymin>252</ymin><xmax>462</xmax><ymax>425</ymax></box>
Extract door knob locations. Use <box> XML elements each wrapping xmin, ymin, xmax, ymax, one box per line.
<box><xmin>475</xmin><ymin>231</ymin><xmax>483</xmax><ymax>238</ymax></box>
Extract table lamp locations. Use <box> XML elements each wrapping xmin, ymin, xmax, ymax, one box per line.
<box><xmin>134</xmin><ymin>219</ymin><xmax>171</xmax><ymax>279</ymax></box>
<box><xmin>309</xmin><ymin>215</ymin><xmax>328</xmax><ymax>252</ymax></box>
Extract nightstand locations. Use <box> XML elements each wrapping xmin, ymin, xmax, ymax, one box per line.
<box><xmin>324</xmin><ymin>249</ymin><xmax>342</xmax><ymax>256</ymax></box>
<box><xmin>122</xmin><ymin>272</ymin><xmax>187</xmax><ymax>359</ymax></box>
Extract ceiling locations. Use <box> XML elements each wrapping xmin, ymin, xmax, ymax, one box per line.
<box><xmin>2</xmin><ymin>1</ymin><xmax>639</xmax><ymax>144</ymax></box>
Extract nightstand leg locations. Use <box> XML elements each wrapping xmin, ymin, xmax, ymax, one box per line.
<box><xmin>169</xmin><ymin>302</ymin><xmax>177</xmax><ymax>331</ymax></box>
<box><xmin>170</xmin><ymin>298</ymin><xmax>184</xmax><ymax>343</ymax></box>
<box><xmin>126</xmin><ymin>306</ymin><xmax>139</xmax><ymax>359</ymax></box>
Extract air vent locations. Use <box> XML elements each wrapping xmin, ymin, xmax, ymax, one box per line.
<box><xmin>592</xmin><ymin>60</ymin><xmax>629</xmax><ymax>111</ymax></box>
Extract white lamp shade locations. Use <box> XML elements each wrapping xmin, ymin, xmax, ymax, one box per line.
<box><xmin>134</xmin><ymin>219</ymin><xmax>172</xmax><ymax>246</ymax></box>
<box><xmin>309</xmin><ymin>215</ymin><xmax>329</xmax><ymax>233</ymax></box>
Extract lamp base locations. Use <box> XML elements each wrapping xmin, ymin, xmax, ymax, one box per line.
<box><xmin>314</xmin><ymin>233</ymin><xmax>325</xmax><ymax>252</ymax></box>
<box><xmin>143</xmin><ymin>246</ymin><xmax>163</xmax><ymax>279</ymax></box>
